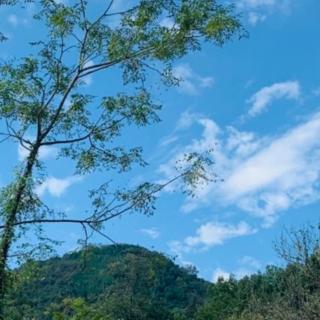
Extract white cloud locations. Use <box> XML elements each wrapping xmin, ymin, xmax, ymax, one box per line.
<box><xmin>237</xmin><ymin>0</ymin><xmax>293</xmax><ymax>25</ymax></box>
<box><xmin>82</xmin><ymin>60</ymin><xmax>94</xmax><ymax>86</ymax></box>
<box><xmin>176</xmin><ymin>110</ymin><xmax>200</xmax><ymax>130</ymax></box>
<box><xmin>221</xmin><ymin>113</ymin><xmax>320</xmax><ymax>225</ymax></box>
<box><xmin>248</xmin><ymin>81</ymin><xmax>300</xmax><ymax>117</ymax></box>
<box><xmin>212</xmin><ymin>268</ymin><xmax>230</xmax><ymax>282</ymax></box>
<box><xmin>173</xmin><ymin>64</ymin><xmax>214</xmax><ymax>95</ymax></box>
<box><xmin>212</xmin><ymin>256</ymin><xmax>262</xmax><ymax>283</ymax></box>
<box><xmin>248</xmin><ymin>12</ymin><xmax>266</xmax><ymax>25</ymax></box>
<box><xmin>140</xmin><ymin>228</ymin><xmax>160</xmax><ymax>239</ymax></box>
<box><xmin>18</xmin><ymin>145</ymin><xmax>30</xmax><ymax>161</ymax></box>
<box><xmin>158</xmin><ymin>111</ymin><xmax>202</xmax><ymax>148</ymax></box>
<box><xmin>159</xmin><ymin>111</ymin><xmax>320</xmax><ymax>227</ymax></box>
<box><xmin>18</xmin><ymin>144</ymin><xmax>58</xmax><ymax>161</ymax></box>
<box><xmin>169</xmin><ymin>221</ymin><xmax>256</xmax><ymax>255</ymax></box>
<box><xmin>185</xmin><ymin>221</ymin><xmax>256</xmax><ymax>249</ymax></box>
<box><xmin>7</xmin><ymin>14</ymin><xmax>29</xmax><ymax>27</ymax></box>
<box><xmin>110</xmin><ymin>0</ymin><xmax>127</xmax><ymax>10</ymax></box>
<box><xmin>212</xmin><ymin>267</ymin><xmax>257</xmax><ymax>282</ymax></box>
<box><xmin>160</xmin><ymin>17</ymin><xmax>175</xmax><ymax>29</ymax></box>
<box><xmin>239</xmin><ymin>256</ymin><xmax>262</xmax><ymax>269</ymax></box>
<box><xmin>238</xmin><ymin>0</ymin><xmax>276</xmax><ymax>8</ymax></box>
<box><xmin>159</xmin><ymin>135</ymin><xmax>179</xmax><ymax>148</ymax></box>
<box><xmin>157</xmin><ymin>115</ymin><xmax>219</xmax><ymax>195</ymax></box>
<box><xmin>35</xmin><ymin>176</ymin><xmax>82</xmax><ymax>198</ymax></box>
<box><xmin>225</xmin><ymin>127</ymin><xmax>261</xmax><ymax>158</ymax></box>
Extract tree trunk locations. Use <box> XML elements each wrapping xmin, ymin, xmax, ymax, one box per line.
<box><xmin>0</xmin><ymin>145</ymin><xmax>39</xmax><ymax>319</ymax></box>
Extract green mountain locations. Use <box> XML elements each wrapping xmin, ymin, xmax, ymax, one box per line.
<box><xmin>7</xmin><ymin>244</ymin><xmax>209</xmax><ymax>319</ymax></box>
<box><xmin>5</xmin><ymin>229</ymin><xmax>320</xmax><ymax>320</ymax></box>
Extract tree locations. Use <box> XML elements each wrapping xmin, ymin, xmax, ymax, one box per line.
<box><xmin>4</xmin><ymin>244</ymin><xmax>208</xmax><ymax>318</ymax></box>
<box><xmin>0</xmin><ymin>0</ymin><xmax>243</xmax><ymax>315</ymax></box>
<box><xmin>195</xmin><ymin>224</ymin><xmax>320</xmax><ymax>320</ymax></box>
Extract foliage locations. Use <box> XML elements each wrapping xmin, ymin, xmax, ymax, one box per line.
<box><xmin>6</xmin><ymin>244</ymin><xmax>208</xmax><ymax>319</ymax></box>
<box><xmin>196</xmin><ymin>224</ymin><xmax>320</xmax><ymax>320</ymax></box>
<box><xmin>0</xmin><ymin>0</ymin><xmax>243</xmax><ymax>313</ymax></box>
<box><xmin>3</xmin><ymin>224</ymin><xmax>320</xmax><ymax>319</ymax></box>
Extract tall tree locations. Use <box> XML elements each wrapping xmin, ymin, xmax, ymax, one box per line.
<box><xmin>0</xmin><ymin>0</ymin><xmax>243</xmax><ymax>315</ymax></box>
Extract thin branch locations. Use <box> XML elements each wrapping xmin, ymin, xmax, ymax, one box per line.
<box><xmin>0</xmin><ymin>172</ymin><xmax>185</xmax><ymax>231</ymax></box>
<box><xmin>103</xmin><ymin>5</ymin><xmax>139</xmax><ymax>18</ymax></box>
<box><xmin>41</xmin><ymin>115</ymin><xmax>126</xmax><ymax>147</ymax></box>
<box><xmin>79</xmin><ymin>47</ymin><xmax>154</xmax><ymax>78</ymax></box>
<box><xmin>88</xmin><ymin>223</ymin><xmax>116</xmax><ymax>244</ymax></box>
<box><xmin>40</xmin><ymin>73</ymin><xmax>80</xmax><ymax>140</ymax></box>
<box><xmin>79</xmin><ymin>0</ymin><xmax>88</xmax><ymax>30</ymax></box>
<box><xmin>92</xmin><ymin>0</ymin><xmax>115</xmax><ymax>26</ymax></box>
<box><xmin>41</xmin><ymin>132</ymin><xmax>92</xmax><ymax>146</ymax></box>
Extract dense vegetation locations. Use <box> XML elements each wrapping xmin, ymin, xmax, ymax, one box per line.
<box><xmin>6</xmin><ymin>244</ymin><xmax>209</xmax><ymax>319</ymax></box>
<box><xmin>3</xmin><ymin>225</ymin><xmax>320</xmax><ymax>320</ymax></box>
<box><xmin>198</xmin><ymin>259</ymin><xmax>320</xmax><ymax>319</ymax></box>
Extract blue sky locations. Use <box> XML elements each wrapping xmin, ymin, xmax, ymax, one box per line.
<box><xmin>0</xmin><ymin>0</ymin><xmax>320</xmax><ymax>282</ymax></box>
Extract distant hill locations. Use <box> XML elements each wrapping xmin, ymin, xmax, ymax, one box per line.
<box><xmin>7</xmin><ymin>244</ymin><xmax>209</xmax><ymax>319</ymax></box>
<box><xmin>5</xmin><ymin>229</ymin><xmax>320</xmax><ymax>320</ymax></box>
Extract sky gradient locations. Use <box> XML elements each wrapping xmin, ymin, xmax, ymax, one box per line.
<box><xmin>0</xmin><ymin>0</ymin><xmax>319</xmax><ymax>282</ymax></box>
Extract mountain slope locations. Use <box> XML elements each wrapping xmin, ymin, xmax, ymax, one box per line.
<box><xmin>8</xmin><ymin>244</ymin><xmax>209</xmax><ymax>319</ymax></box>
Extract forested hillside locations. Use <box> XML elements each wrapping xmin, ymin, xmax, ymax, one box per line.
<box><xmin>5</xmin><ymin>226</ymin><xmax>320</xmax><ymax>319</ymax></box>
<box><xmin>6</xmin><ymin>244</ymin><xmax>208</xmax><ymax>319</ymax></box>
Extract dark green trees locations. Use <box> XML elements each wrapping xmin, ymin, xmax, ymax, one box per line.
<box><xmin>196</xmin><ymin>224</ymin><xmax>320</xmax><ymax>320</ymax></box>
<box><xmin>4</xmin><ymin>224</ymin><xmax>320</xmax><ymax>319</ymax></box>
<box><xmin>7</xmin><ymin>244</ymin><xmax>208</xmax><ymax>319</ymax></box>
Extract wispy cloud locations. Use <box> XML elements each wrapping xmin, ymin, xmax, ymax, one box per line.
<box><xmin>35</xmin><ymin>176</ymin><xmax>83</xmax><ymax>198</ymax></box>
<box><xmin>248</xmin><ymin>12</ymin><xmax>267</xmax><ymax>25</ymax></box>
<box><xmin>160</xmin><ymin>17</ymin><xmax>175</xmax><ymax>29</ymax></box>
<box><xmin>238</xmin><ymin>0</ymin><xmax>277</xmax><ymax>8</ymax></box>
<box><xmin>159</xmin><ymin>110</ymin><xmax>320</xmax><ymax>227</ymax></box>
<box><xmin>82</xmin><ymin>60</ymin><xmax>94</xmax><ymax>86</ymax></box>
<box><xmin>157</xmin><ymin>115</ymin><xmax>219</xmax><ymax>196</ymax></box>
<box><xmin>169</xmin><ymin>221</ymin><xmax>256</xmax><ymax>255</ymax></box>
<box><xmin>247</xmin><ymin>81</ymin><xmax>300</xmax><ymax>117</ymax></box>
<box><xmin>221</xmin><ymin>113</ymin><xmax>320</xmax><ymax>225</ymax></box>
<box><xmin>158</xmin><ymin>110</ymin><xmax>201</xmax><ymax>148</ymax></box>
<box><xmin>184</xmin><ymin>221</ymin><xmax>256</xmax><ymax>250</ymax></box>
<box><xmin>239</xmin><ymin>255</ymin><xmax>262</xmax><ymax>269</ymax></box>
<box><xmin>18</xmin><ymin>144</ymin><xmax>58</xmax><ymax>161</ymax></box>
<box><xmin>237</xmin><ymin>0</ymin><xmax>293</xmax><ymax>25</ymax></box>
<box><xmin>7</xmin><ymin>14</ymin><xmax>28</xmax><ymax>27</ymax></box>
<box><xmin>140</xmin><ymin>228</ymin><xmax>160</xmax><ymax>239</ymax></box>
<box><xmin>173</xmin><ymin>64</ymin><xmax>214</xmax><ymax>95</ymax></box>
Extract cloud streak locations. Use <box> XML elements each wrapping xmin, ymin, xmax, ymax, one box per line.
<box><xmin>248</xmin><ymin>81</ymin><xmax>300</xmax><ymax>117</ymax></box>
<box><xmin>18</xmin><ymin>144</ymin><xmax>58</xmax><ymax>161</ymax></box>
<box><xmin>237</xmin><ymin>0</ymin><xmax>293</xmax><ymax>25</ymax></box>
<box><xmin>169</xmin><ymin>221</ymin><xmax>256</xmax><ymax>256</ymax></box>
<box><xmin>35</xmin><ymin>176</ymin><xmax>83</xmax><ymax>198</ymax></box>
<box><xmin>140</xmin><ymin>228</ymin><xmax>160</xmax><ymax>239</ymax></box>
<box><xmin>185</xmin><ymin>221</ymin><xmax>256</xmax><ymax>249</ymax></box>
<box><xmin>159</xmin><ymin>111</ymin><xmax>320</xmax><ymax>226</ymax></box>
<box><xmin>173</xmin><ymin>64</ymin><xmax>214</xmax><ymax>95</ymax></box>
